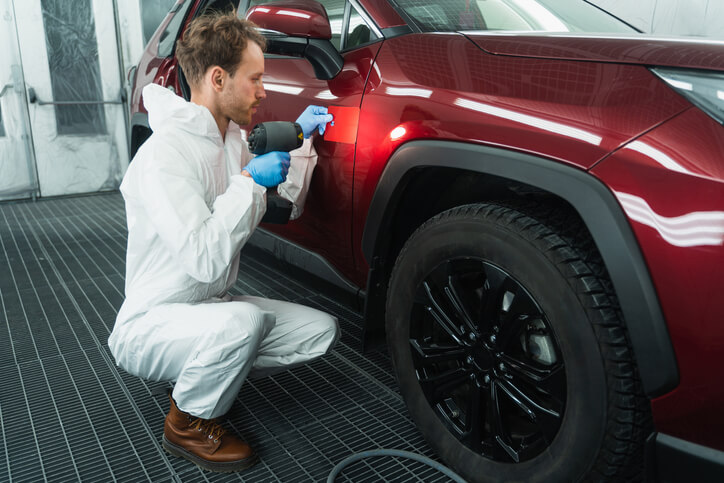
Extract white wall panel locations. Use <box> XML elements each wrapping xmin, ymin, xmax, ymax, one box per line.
<box><xmin>651</xmin><ymin>0</ymin><xmax>708</xmax><ymax>37</ymax></box>
<box><xmin>591</xmin><ymin>0</ymin><xmax>724</xmax><ymax>38</ymax></box>
<box><xmin>13</xmin><ymin>0</ymin><xmax>128</xmax><ymax>198</ymax></box>
<box><xmin>590</xmin><ymin>0</ymin><xmax>653</xmax><ymax>32</ymax></box>
<box><xmin>115</xmin><ymin>0</ymin><xmax>145</xmax><ymax>81</ymax></box>
<box><xmin>702</xmin><ymin>0</ymin><xmax>724</xmax><ymax>37</ymax></box>
<box><xmin>0</xmin><ymin>0</ymin><xmax>38</xmax><ymax>200</ymax></box>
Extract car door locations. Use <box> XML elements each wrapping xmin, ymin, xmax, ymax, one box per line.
<box><xmin>243</xmin><ymin>0</ymin><xmax>382</xmax><ymax>283</ymax></box>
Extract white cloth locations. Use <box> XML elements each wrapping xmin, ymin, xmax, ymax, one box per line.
<box><xmin>108</xmin><ymin>84</ymin><xmax>338</xmax><ymax>418</ymax></box>
<box><xmin>277</xmin><ymin>135</ymin><xmax>316</xmax><ymax>220</ymax></box>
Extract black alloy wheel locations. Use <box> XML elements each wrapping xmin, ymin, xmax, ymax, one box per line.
<box><xmin>386</xmin><ymin>202</ymin><xmax>651</xmax><ymax>483</ymax></box>
<box><xmin>410</xmin><ymin>258</ymin><xmax>566</xmax><ymax>463</ymax></box>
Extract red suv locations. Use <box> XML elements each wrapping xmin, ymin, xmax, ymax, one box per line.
<box><xmin>129</xmin><ymin>1</ymin><xmax>724</xmax><ymax>481</ymax></box>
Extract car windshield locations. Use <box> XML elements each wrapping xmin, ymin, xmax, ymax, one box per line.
<box><xmin>391</xmin><ymin>0</ymin><xmax>638</xmax><ymax>34</ymax></box>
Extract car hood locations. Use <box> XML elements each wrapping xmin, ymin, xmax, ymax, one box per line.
<box><xmin>462</xmin><ymin>32</ymin><xmax>724</xmax><ymax>71</ymax></box>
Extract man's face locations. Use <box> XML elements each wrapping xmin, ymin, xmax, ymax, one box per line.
<box><xmin>220</xmin><ymin>42</ymin><xmax>266</xmax><ymax>126</ymax></box>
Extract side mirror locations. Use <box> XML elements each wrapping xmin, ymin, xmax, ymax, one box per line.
<box><xmin>247</xmin><ymin>1</ymin><xmax>343</xmax><ymax>80</ymax></box>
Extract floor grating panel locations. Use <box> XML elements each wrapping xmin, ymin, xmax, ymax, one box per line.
<box><xmin>0</xmin><ymin>192</ymin><xmax>455</xmax><ymax>482</ymax></box>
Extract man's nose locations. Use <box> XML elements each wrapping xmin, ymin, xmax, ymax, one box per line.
<box><xmin>257</xmin><ymin>82</ymin><xmax>266</xmax><ymax>100</ymax></box>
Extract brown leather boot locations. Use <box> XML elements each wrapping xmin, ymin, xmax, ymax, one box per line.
<box><xmin>162</xmin><ymin>394</ymin><xmax>258</xmax><ymax>473</ymax></box>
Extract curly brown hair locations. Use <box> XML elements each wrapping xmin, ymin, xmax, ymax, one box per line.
<box><xmin>175</xmin><ymin>10</ymin><xmax>266</xmax><ymax>87</ymax></box>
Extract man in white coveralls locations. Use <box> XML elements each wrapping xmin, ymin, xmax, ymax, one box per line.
<box><xmin>108</xmin><ymin>12</ymin><xmax>339</xmax><ymax>473</ymax></box>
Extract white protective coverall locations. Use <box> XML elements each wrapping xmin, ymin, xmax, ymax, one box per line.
<box><xmin>108</xmin><ymin>84</ymin><xmax>339</xmax><ymax>419</ymax></box>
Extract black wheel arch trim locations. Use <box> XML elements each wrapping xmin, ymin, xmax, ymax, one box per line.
<box><xmin>130</xmin><ymin>112</ymin><xmax>152</xmax><ymax>158</ymax></box>
<box><xmin>361</xmin><ymin>140</ymin><xmax>678</xmax><ymax>398</ymax></box>
<box><xmin>647</xmin><ymin>433</ymin><xmax>724</xmax><ymax>482</ymax></box>
<box><xmin>131</xmin><ymin>112</ymin><xmax>149</xmax><ymax>130</ymax></box>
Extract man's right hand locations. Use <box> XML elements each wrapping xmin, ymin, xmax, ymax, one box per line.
<box><xmin>242</xmin><ymin>151</ymin><xmax>291</xmax><ymax>187</ymax></box>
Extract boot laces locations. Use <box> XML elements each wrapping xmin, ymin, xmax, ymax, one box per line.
<box><xmin>189</xmin><ymin>417</ymin><xmax>227</xmax><ymax>441</ymax></box>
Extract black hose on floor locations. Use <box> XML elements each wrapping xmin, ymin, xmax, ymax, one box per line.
<box><xmin>327</xmin><ymin>449</ymin><xmax>467</xmax><ymax>482</ymax></box>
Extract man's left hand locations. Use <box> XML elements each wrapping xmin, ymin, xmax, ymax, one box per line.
<box><xmin>296</xmin><ymin>105</ymin><xmax>334</xmax><ymax>138</ymax></box>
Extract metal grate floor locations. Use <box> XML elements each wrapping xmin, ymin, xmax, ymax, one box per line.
<box><xmin>0</xmin><ymin>192</ymin><xmax>452</xmax><ymax>482</ymax></box>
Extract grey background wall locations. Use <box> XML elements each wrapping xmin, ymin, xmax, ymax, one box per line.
<box><xmin>590</xmin><ymin>0</ymin><xmax>724</xmax><ymax>38</ymax></box>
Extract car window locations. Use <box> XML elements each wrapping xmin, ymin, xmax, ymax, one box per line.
<box><xmin>344</xmin><ymin>4</ymin><xmax>380</xmax><ymax>50</ymax></box>
<box><xmin>141</xmin><ymin>0</ymin><xmax>177</xmax><ymax>45</ymax></box>
<box><xmin>247</xmin><ymin>0</ymin><xmax>346</xmax><ymax>50</ymax></box>
<box><xmin>158</xmin><ymin>1</ymin><xmax>195</xmax><ymax>57</ymax></box>
<box><xmin>202</xmin><ymin>0</ymin><xmax>239</xmax><ymax>15</ymax></box>
<box><xmin>390</xmin><ymin>0</ymin><xmax>637</xmax><ymax>33</ymax></box>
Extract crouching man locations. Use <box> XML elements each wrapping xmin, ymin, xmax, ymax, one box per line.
<box><xmin>108</xmin><ymin>11</ymin><xmax>339</xmax><ymax>473</ymax></box>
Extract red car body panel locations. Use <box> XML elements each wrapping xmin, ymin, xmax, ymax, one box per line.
<box><xmin>351</xmin><ymin>33</ymin><xmax>691</xmax><ymax>284</ymax></box>
<box><xmin>252</xmin><ymin>44</ymin><xmax>383</xmax><ymax>279</ymax></box>
<box><xmin>131</xmin><ymin>45</ymin><xmax>168</xmax><ymax>117</ymax></box>
<box><xmin>592</xmin><ymin>107</ymin><xmax>724</xmax><ymax>450</ymax></box>
<box><xmin>467</xmin><ymin>33</ymin><xmax>724</xmax><ymax>71</ymax></box>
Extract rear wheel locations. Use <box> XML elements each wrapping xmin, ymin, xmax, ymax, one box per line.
<box><xmin>385</xmin><ymin>202</ymin><xmax>650</xmax><ymax>482</ymax></box>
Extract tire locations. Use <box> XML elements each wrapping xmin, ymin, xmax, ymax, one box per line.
<box><xmin>385</xmin><ymin>202</ymin><xmax>651</xmax><ymax>482</ymax></box>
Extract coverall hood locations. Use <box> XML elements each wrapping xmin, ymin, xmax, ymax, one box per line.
<box><xmin>144</xmin><ymin>83</ymin><xmax>223</xmax><ymax>141</ymax></box>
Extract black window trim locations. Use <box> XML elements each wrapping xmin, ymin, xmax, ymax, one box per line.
<box><xmin>342</xmin><ymin>0</ymin><xmax>385</xmax><ymax>52</ymax></box>
<box><xmin>157</xmin><ymin>0</ymin><xmax>197</xmax><ymax>58</ymax></box>
<box><xmin>340</xmin><ymin>0</ymin><xmax>352</xmax><ymax>51</ymax></box>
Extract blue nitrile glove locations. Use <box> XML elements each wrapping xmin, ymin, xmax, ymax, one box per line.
<box><xmin>296</xmin><ymin>105</ymin><xmax>334</xmax><ymax>138</ymax></box>
<box><xmin>242</xmin><ymin>151</ymin><xmax>291</xmax><ymax>187</ymax></box>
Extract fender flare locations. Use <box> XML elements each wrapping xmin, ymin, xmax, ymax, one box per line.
<box><xmin>130</xmin><ymin>112</ymin><xmax>151</xmax><ymax>158</ymax></box>
<box><xmin>362</xmin><ymin>140</ymin><xmax>678</xmax><ymax>398</ymax></box>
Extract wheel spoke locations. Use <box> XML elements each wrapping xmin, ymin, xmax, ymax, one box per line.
<box><xmin>497</xmin><ymin>286</ymin><xmax>538</xmax><ymax>331</ymax></box>
<box><xmin>500</xmin><ymin>353</ymin><xmax>547</xmax><ymax>381</ymax></box>
<box><xmin>537</xmin><ymin>364</ymin><xmax>566</xmax><ymax>400</ymax></box>
<box><xmin>437</xmin><ymin>397</ymin><xmax>467</xmax><ymax>436</ymax></box>
<box><xmin>497</xmin><ymin>378</ymin><xmax>562</xmax><ymax>444</ymax></box>
<box><xmin>502</xmin><ymin>354</ymin><xmax>566</xmax><ymax>400</ymax></box>
<box><xmin>444</xmin><ymin>277</ymin><xmax>478</xmax><ymax>334</ymax></box>
<box><xmin>502</xmin><ymin>285</ymin><xmax>538</xmax><ymax>320</ymax></box>
<box><xmin>422</xmin><ymin>281</ymin><xmax>464</xmax><ymax>344</ymax></box>
<box><xmin>498</xmin><ymin>375</ymin><xmax>562</xmax><ymax>420</ymax></box>
<box><xmin>461</xmin><ymin>379</ymin><xmax>484</xmax><ymax>450</ymax></box>
<box><xmin>410</xmin><ymin>339</ymin><xmax>467</xmax><ymax>366</ymax></box>
<box><xmin>479</xmin><ymin>280</ymin><xmax>500</xmax><ymax>329</ymax></box>
<box><xmin>496</xmin><ymin>313</ymin><xmax>530</xmax><ymax>350</ymax></box>
<box><xmin>479</xmin><ymin>275</ymin><xmax>517</xmax><ymax>331</ymax></box>
<box><xmin>488</xmin><ymin>381</ymin><xmax>520</xmax><ymax>463</ymax></box>
<box><xmin>418</xmin><ymin>367</ymin><xmax>471</xmax><ymax>402</ymax></box>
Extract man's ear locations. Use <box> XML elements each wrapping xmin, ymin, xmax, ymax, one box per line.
<box><xmin>207</xmin><ymin>66</ymin><xmax>226</xmax><ymax>93</ymax></box>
